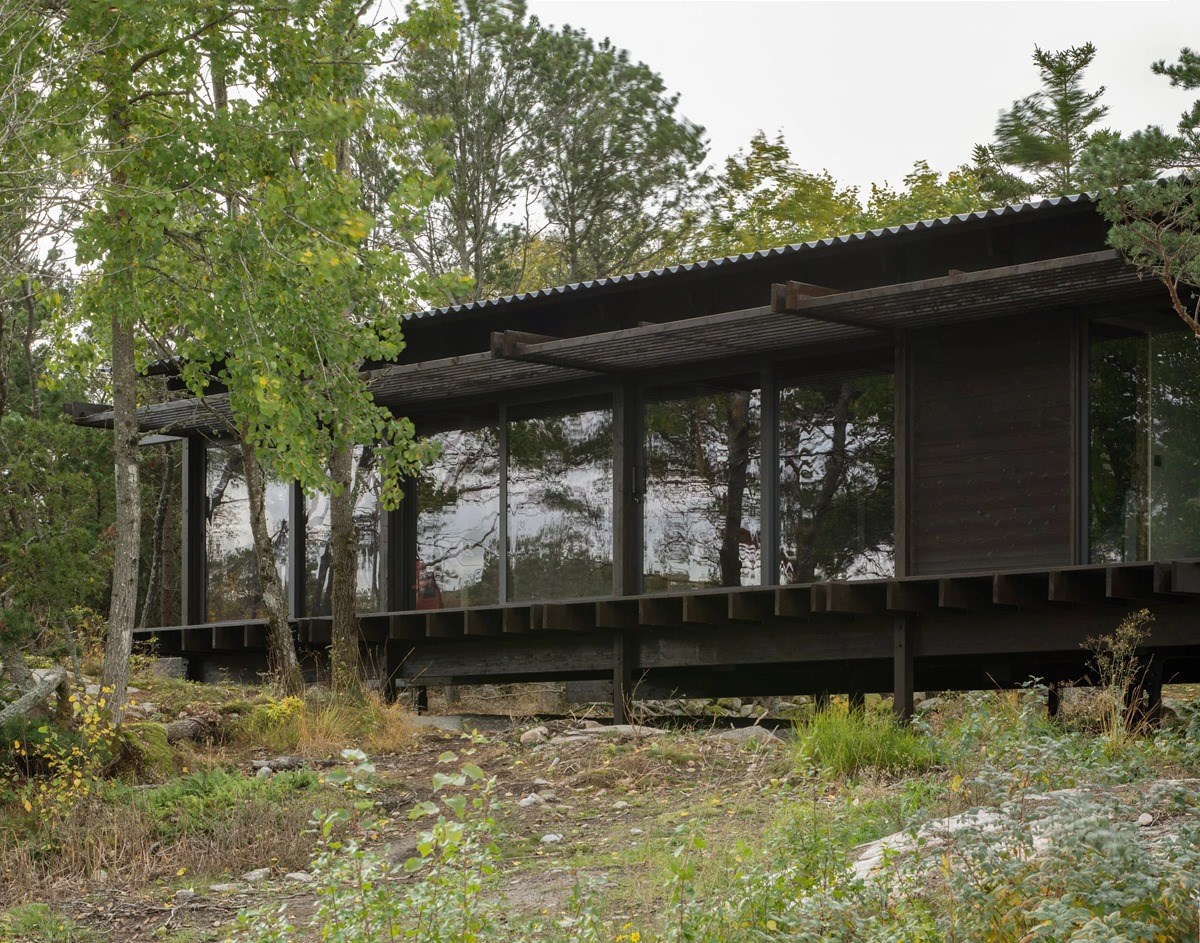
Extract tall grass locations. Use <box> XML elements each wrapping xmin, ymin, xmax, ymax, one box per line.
<box><xmin>793</xmin><ymin>704</ymin><xmax>937</xmax><ymax>777</ymax></box>
<box><xmin>234</xmin><ymin>692</ymin><xmax>417</xmax><ymax>756</ymax></box>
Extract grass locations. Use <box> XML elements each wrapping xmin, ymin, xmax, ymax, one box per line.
<box><xmin>0</xmin><ymin>903</ymin><xmax>103</xmax><ymax>942</ymax></box>
<box><xmin>233</xmin><ymin>692</ymin><xmax>417</xmax><ymax>757</ymax></box>
<box><xmin>0</xmin><ymin>765</ymin><xmax>349</xmax><ymax>903</ymax></box>
<box><xmin>792</xmin><ymin>704</ymin><xmax>938</xmax><ymax>777</ymax></box>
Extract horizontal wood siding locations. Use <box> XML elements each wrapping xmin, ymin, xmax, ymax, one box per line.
<box><xmin>910</xmin><ymin>314</ymin><xmax>1074</xmax><ymax>574</ymax></box>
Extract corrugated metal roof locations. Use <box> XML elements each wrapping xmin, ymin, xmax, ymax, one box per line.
<box><xmin>408</xmin><ymin>193</ymin><xmax>1096</xmax><ymax>321</ymax></box>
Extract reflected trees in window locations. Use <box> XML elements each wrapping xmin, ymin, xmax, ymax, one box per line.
<box><xmin>643</xmin><ymin>385</ymin><xmax>761</xmax><ymax>589</ymax></box>
<box><xmin>305</xmin><ymin>447</ymin><xmax>383</xmax><ymax>616</ymax></box>
<box><xmin>508</xmin><ymin>408</ymin><xmax>613</xmax><ymax>601</ymax></box>
<box><xmin>778</xmin><ymin>375</ymin><xmax>894</xmax><ymax>582</ymax></box>
<box><xmin>416</xmin><ymin>427</ymin><xmax>501</xmax><ymax>608</ymax></box>
<box><xmin>1090</xmin><ymin>327</ymin><xmax>1200</xmax><ymax>562</ymax></box>
<box><xmin>205</xmin><ymin>443</ymin><xmax>290</xmax><ymax>622</ymax></box>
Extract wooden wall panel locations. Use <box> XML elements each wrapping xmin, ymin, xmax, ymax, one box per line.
<box><xmin>909</xmin><ymin>313</ymin><xmax>1074</xmax><ymax>574</ymax></box>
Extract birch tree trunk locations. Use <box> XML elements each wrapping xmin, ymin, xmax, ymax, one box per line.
<box><xmin>329</xmin><ymin>444</ymin><xmax>362</xmax><ymax>700</ymax></box>
<box><xmin>239</xmin><ymin>437</ymin><xmax>304</xmax><ymax>695</ymax></box>
<box><xmin>102</xmin><ymin>309</ymin><xmax>140</xmax><ymax>718</ymax></box>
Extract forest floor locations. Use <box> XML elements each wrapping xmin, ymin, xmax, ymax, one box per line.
<box><xmin>2</xmin><ymin>670</ymin><xmax>1200</xmax><ymax>943</ymax></box>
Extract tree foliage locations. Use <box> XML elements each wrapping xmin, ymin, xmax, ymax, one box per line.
<box><xmin>388</xmin><ymin>2</ymin><xmax>707</xmax><ymax>301</ymax></box>
<box><xmin>1087</xmin><ymin>47</ymin><xmax>1200</xmax><ymax>336</ymax></box>
<box><xmin>972</xmin><ymin>43</ymin><xmax>1114</xmax><ymax>203</ymax></box>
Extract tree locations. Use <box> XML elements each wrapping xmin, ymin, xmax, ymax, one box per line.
<box><xmin>1087</xmin><ymin>48</ymin><xmax>1200</xmax><ymax>337</ymax></box>
<box><xmin>386</xmin><ymin>6</ymin><xmax>707</xmax><ymax>300</ymax></box>
<box><xmin>61</xmin><ymin>1</ymin><xmax>454</xmax><ymax>707</ymax></box>
<box><xmin>531</xmin><ymin>26</ymin><xmax>707</xmax><ymax>284</ymax></box>
<box><xmin>862</xmin><ymin>161</ymin><xmax>984</xmax><ymax>228</ymax></box>
<box><xmin>699</xmin><ymin>132</ymin><xmax>862</xmax><ymax>258</ymax></box>
<box><xmin>972</xmin><ymin>43</ymin><xmax>1114</xmax><ymax>203</ymax></box>
<box><xmin>385</xmin><ymin>0</ymin><xmax>536</xmax><ymax>303</ymax></box>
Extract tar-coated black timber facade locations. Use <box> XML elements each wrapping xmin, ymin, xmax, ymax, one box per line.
<box><xmin>75</xmin><ymin>194</ymin><xmax>1200</xmax><ymax>720</ymax></box>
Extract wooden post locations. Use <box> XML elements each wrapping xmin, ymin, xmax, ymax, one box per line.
<box><xmin>759</xmin><ymin>366</ymin><xmax>780</xmax><ymax>587</ymax></box>
<box><xmin>498</xmin><ymin>406</ymin><xmax>510</xmax><ymax>603</ymax></box>
<box><xmin>848</xmin><ymin>689</ymin><xmax>865</xmax><ymax>712</ymax></box>
<box><xmin>893</xmin><ymin>614</ymin><xmax>915</xmax><ymax>721</ymax></box>
<box><xmin>288</xmin><ymin>480</ymin><xmax>305</xmax><ymax>620</ymax></box>
<box><xmin>1047</xmin><ymin>680</ymin><xmax>1061</xmax><ymax>720</ymax></box>
<box><xmin>612</xmin><ymin>378</ymin><xmax>643</xmax><ymax>597</ymax></box>
<box><xmin>815</xmin><ymin>689</ymin><xmax>831</xmax><ymax>712</ymax></box>
<box><xmin>180</xmin><ymin>436</ymin><xmax>207</xmax><ymax>626</ymax></box>
<box><xmin>613</xmin><ymin>630</ymin><xmax>633</xmax><ymax>725</ymax></box>
<box><xmin>894</xmin><ymin>331</ymin><xmax>913</xmax><ymax>578</ymax></box>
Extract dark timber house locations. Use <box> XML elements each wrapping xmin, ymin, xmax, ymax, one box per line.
<box><xmin>74</xmin><ymin>193</ymin><xmax>1200</xmax><ymax>721</ymax></box>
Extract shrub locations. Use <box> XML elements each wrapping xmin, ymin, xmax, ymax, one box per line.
<box><xmin>793</xmin><ymin>705</ymin><xmax>937</xmax><ymax>777</ymax></box>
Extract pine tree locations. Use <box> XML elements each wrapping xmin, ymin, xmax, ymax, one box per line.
<box><xmin>973</xmin><ymin>43</ymin><xmax>1114</xmax><ymax>203</ymax></box>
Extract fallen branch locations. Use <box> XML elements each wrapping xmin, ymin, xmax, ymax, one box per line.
<box><xmin>0</xmin><ymin>666</ymin><xmax>64</xmax><ymax>726</ymax></box>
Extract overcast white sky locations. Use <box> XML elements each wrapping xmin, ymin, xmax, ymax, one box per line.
<box><xmin>525</xmin><ymin>1</ymin><xmax>1200</xmax><ymax>194</ymax></box>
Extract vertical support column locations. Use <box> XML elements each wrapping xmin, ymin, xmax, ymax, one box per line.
<box><xmin>1047</xmin><ymin>680</ymin><xmax>1061</xmax><ymax>720</ymax></box>
<box><xmin>759</xmin><ymin>366</ymin><xmax>780</xmax><ymax>587</ymax></box>
<box><xmin>382</xmin><ymin>474</ymin><xmax>417</xmax><ymax>702</ymax></box>
<box><xmin>1070</xmin><ymin>312</ymin><xmax>1089</xmax><ymax>565</ymax></box>
<box><xmin>894</xmin><ymin>330</ymin><xmax>913</xmax><ymax>577</ymax></box>
<box><xmin>893</xmin><ymin>613</ymin><xmax>915</xmax><ymax>721</ymax></box>
<box><xmin>612</xmin><ymin>378</ymin><xmax>643</xmax><ymax>597</ymax></box>
<box><xmin>612</xmin><ymin>380</ymin><xmax>641</xmax><ymax>724</ymax></box>
<box><xmin>613</xmin><ymin>630</ymin><xmax>633</xmax><ymax>725</ymax></box>
<box><xmin>180</xmin><ymin>436</ymin><xmax>206</xmax><ymax>626</ymax></box>
<box><xmin>288</xmin><ymin>481</ymin><xmax>305</xmax><ymax>620</ymax></box>
<box><xmin>498</xmin><ymin>406</ymin><xmax>510</xmax><ymax>604</ymax></box>
<box><xmin>1144</xmin><ymin>656</ymin><xmax>1163</xmax><ymax>729</ymax></box>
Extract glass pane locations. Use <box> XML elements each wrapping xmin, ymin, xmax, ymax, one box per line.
<box><xmin>416</xmin><ymin>427</ymin><xmax>501</xmax><ymax>609</ymax></box>
<box><xmin>643</xmin><ymin>387</ymin><xmax>761</xmax><ymax>590</ymax></box>
<box><xmin>779</xmin><ymin>376</ymin><xmax>894</xmax><ymax>582</ymax></box>
<box><xmin>1088</xmin><ymin>333</ymin><xmax>1149</xmax><ymax>562</ymax></box>
<box><xmin>509</xmin><ymin>409</ymin><xmax>613</xmax><ymax>601</ymax></box>
<box><xmin>305</xmin><ymin>447</ymin><xmax>383</xmax><ymax>616</ymax></box>
<box><xmin>205</xmin><ymin>443</ymin><xmax>290</xmax><ymax>622</ymax></box>
<box><xmin>1149</xmin><ymin>332</ymin><xmax>1200</xmax><ymax>559</ymax></box>
<box><xmin>143</xmin><ymin>444</ymin><xmax>181</xmax><ymax>628</ymax></box>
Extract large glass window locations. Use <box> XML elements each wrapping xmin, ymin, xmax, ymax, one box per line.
<box><xmin>643</xmin><ymin>381</ymin><xmax>761</xmax><ymax>590</ymax></box>
<box><xmin>778</xmin><ymin>375</ymin><xmax>894</xmax><ymax>582</ymax></box>
<box><xmin>1090</xmin><ymin>326</ymin><xmax>1200</xmax><ymax>562</ymax></box>
<box><xmin>305</xmin><ymin>447</ymin><xmax>383</xmax><ymax>616</ymax></box>
<box><xmin>508</xmin><ymin>406</ymin><xmax>613</xmax><ymax>601</ymax></box>
<box><xmin>205</xmin><ymin>443</ymin><xmax>290</xmax><ymax>622</ymax></box>
<box><xmin>416</xmin><ymin>427</ymin><xmax>501</xmax><ymax>609</ymax></box>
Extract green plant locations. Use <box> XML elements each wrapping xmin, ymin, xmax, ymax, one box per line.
<box><xmin>793</xmin><ymin>704</ymin><xmax>937</xmax><ymax>778</ymax></box>
<box><xmin>1084</xmin><ymin>608</ymin><xmax>1153</xmax><ymax>748</ymax></box>
<box><xmin>0</xmin><ymin>903</ymin><xmax>101</xmax><ymax>942</ymax></box>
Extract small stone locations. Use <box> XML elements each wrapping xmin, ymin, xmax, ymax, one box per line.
<box><xmin>518</xmin><ymin>793</ymin><xmax>545</xmax><ymax>809</ymax></box>
<box><xmin>256</xmin><ymin>766</ymin><xmax>273</xmax><ymax>779</ymax></box>
<box><xmin>520</xmin><ymin>725</ymin><xmax>549</xmax><ymax>745</ymax></box>
<box><xmin>539</xmin><ymin>789</ymin><xmax>557</xmax><ymax>802</ymax></box>
<box><xmin>209</xmin><ymin>883</ymin><xmax>240</xmax><ymax>893</ymax></box>
<box><xmin>709</xmin><ymin>726</ymin><xmax>783</xmax><ymax>745</ymax></box>
<box><xmin>612</xmin><ymin>800</ymin><xmax>629</xmax><ymax>811</ymax></box>
<box><xmin>174</xmin><ymin>888</ymin><xmax>196</xmax><ymax>901</ymax></box>
<box><xmin>94</xmin><ymin>870</ymin><xmax>108</xmax><ymax>882</ymax></box>
<box><xmin>242</xmin><ymin>868</ymin><xmax>271</xmax><ymax>883</ymax></box>
<box><xmin>284</xmin><ymin>871</ymin><xmax>313</xmax><ymax>883</ymax></box>
<box><xmin>540</xmin><ymin>833</ymin><xmax>563</xmax><ymax>845</ymax></box>
<box><xmin>532</xmin><ymin>777</ymin><xmax>554</xmax><ymax>787</ymax></box>
<box><xmin>1137</xmin><ymin>812</ymin><xmax>1154</xmax><ymax>827</ymax></box>
<box><xmin>580</xmin><ymin>720</ymin><xmax>605</xmax><ymax>730</ymax></box>
<box><xmin>630</xmin><ymin>828</ymin><xmax>643</xmax><ymax>836</ymax></box>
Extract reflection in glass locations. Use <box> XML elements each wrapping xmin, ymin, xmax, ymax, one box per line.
<box><xmin>305</xmin><ymin>447</ymin><xmax>383</xmax><ymax>615</ymax></box>
<box><xmin>508</xmin><ymin>409</ymin><xmax>613</xmax><ymax>601</ymax></box>
<box><xmin>643</xmin><ymin>387</ymin><xmax>761</xmax><ymax>589</ymax></box>
<box><xmin>779</xmin><ymin>376</ymin><xmax>894</xmax><ymax>582</ymax></box>
<box><xmin>1090</xmin><ymin>328</ymin><xmax>1200</xmax><ymax>562</ymax></box>
<box><xmin>205</xmin><ymin>444</ymin><xmax>290</xmax><ymax>621</ymax></box>
<box><xmin>416</xmin><ymin>428</ymin><xmax>501</xmax><ymax>608</ymax></box>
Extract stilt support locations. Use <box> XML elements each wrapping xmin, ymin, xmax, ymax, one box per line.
<box><xmin>893</xmin><ymin>614</ymin><xmax>915</xmax><ymax>722</ymax></box>
<box><xmin>613</xmin><ymin>631</ymin><xmax>633</xmax><ymax>725</ymax></box>
<box><xmin>1047</xmin><ymin>680</ymin><xmax>1061</xmax><ymax>720</ymax></box>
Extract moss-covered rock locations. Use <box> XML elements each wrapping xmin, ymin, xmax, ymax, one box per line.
<box><xmin>120</xmin><ymin>721</ymin><xmax>177</xmax><ymax>781</ymax></box>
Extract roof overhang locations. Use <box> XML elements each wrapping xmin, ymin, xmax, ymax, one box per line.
<box><xmin>74</xmin><ymin>249</ymin><xmax>1161</xmax><ymax>435</ymax></box>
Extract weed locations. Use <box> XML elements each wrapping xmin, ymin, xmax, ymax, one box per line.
<box><xmin>0</xmin><ymin>903</ymin><xmax>101</xmax><ymax>942</ymax></box>
<box><xmin>1084</xmin><ymin>608</ymin><xmax>1154</xmax><ymax>747</ymax></box>
<box><xmin>793</xmin><ymin>703</ymin><xmax>937</xmax><ymax>778</ymax></box>
<box><xmin>234</xmin><ymin>693</ymin><xmax>415</xmax><ymax>756</ymax></box>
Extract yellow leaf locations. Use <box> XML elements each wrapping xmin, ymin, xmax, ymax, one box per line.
<box><xmin>22</xmin><ymin>800</ymin><xmax>31</xmax><ymax>813</ymax></box>
<box><xmin>177</xmin><ymin>866</ymin><xmax>187</xmax><ymax>876</ymax></box>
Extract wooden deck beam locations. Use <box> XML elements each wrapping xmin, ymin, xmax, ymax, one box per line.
<box><xmin>728</xmin><ymin>588</ymin><xmax>776</xmax><ymax>621</ymax></box>
<box><xmin>775</xmin><ymin>584</ymin><xmax>812</xmax><ymax>618</ymax></box>
<box><xmin>596</xmin><ymin>599</ymin><xmax>639</xmax><ymax>629</ymax></box>
<box><xmin>640</xmin><ymin>596</ymin><xmax>684</xmax><ymax>627</ymax></box>
<box><xmin>993</xmin><ymin>572</ymin><xmax>1048</xmax><ymax>608</ymax></box>
<box><xmin>427</xmin><ymin>611</ymin><xmax>465</xmax><ymax>638</ymax></box>
<box><xmin>683</xmin><ymin>593</ymin><xmax>729</xmax><ymax>625</ymax></box>
<box><xmin>542</xmin><ymin>602</ymin><xmax>598</xmax><ymax>632</ymax></box>
<box><xmin>886</xmin><ymin>580</ymin><xmax>938</xmax><ymax>613</ymax></box>
<box><xmin>464</xmin><ymin>608</ymin><xmax>504</xmax><ymax>637</ymax></box>
<box><xmin>1049</xmin><ymin>569</ymin><xmax>1108</xmax><ymax>605</ymax></box>
<box><xmin>939</xmin><ymin>576</ymin><xmax>994</xmax><ymax>611</ymax></box>
<box><xmin>825</xmin><ymin>582</ymin><xmax>888</xmax><ymax>615</ymax></box>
